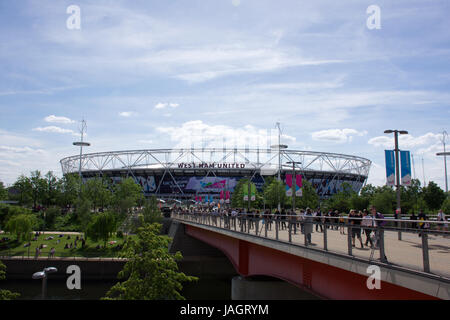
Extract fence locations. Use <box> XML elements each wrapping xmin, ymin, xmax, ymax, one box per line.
<box><xmin>172</xmin><ymin>211</ymin><xmax>450</xmax><ymax>279</ymax></box>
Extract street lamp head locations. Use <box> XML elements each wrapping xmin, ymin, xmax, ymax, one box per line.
<box><xmin>32</xmin><ymin>271</ymin><xmax>45</xmax><ymax>279</ymax></box>
<box><xmin>384</xmin><ymin>130</ymin><xmax>394</xmax><ymax>134</ymax></box>
<box><xmin>44</xmin><ymin>267</ymin><xmax>58</xmax><ymax>274</ymax></box>
<box><xmin>399</xmin><ymin>130</ymin><xmax>408</xmax><ymax>135</ymax></box>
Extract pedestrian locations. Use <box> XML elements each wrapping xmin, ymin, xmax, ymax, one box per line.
<box><xmin>437</xmin><ymin>209</ymin><xmax>446</xmax><ymax>231</ymax></box>
<box><xmin>349</xmin><ymin>210</ymin><xmax>364</xmax><ymax>248</ymax></box>
<box><xmin>281</xmin><ymin>209</ymin><xmax>287</xmax><ymax>230</ymax></box>
<box><xmin>418</xmin><ymin>210</ymin><xmax>429</xmax><ymax>237</ymax></box>
<box><xmin>410</xmin><ymin>212</ymin><xmax>418</xmax><ymax>229</ymax></box>
<box><xmin>35</xmin><ymin>246</ymin><xmax>40</xmax><ymax>259</ymax></box>
<box><xmin>304</xmin><ymin>208</ymin><xmax>313</xmax><ymax>244</ymax></box>
<box><xmin>361</xmin><ymin>209</ymin><xmax>374</xmax><ymax>248</ymax></box>
<box><xmin>314</xmin><ymin>208</ymin><xmax>323</xmax><ymax>232</ymax></box>
<box><xmin>339</xmin><ymin>211</ymin><xmax>346</xmax><ymax>234</ymax></box>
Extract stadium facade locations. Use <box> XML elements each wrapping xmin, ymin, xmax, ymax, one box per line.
<box><xmin>60</xmin><ymin>148</ymin><xmax>372</xmax><ymax>201</ymax></box>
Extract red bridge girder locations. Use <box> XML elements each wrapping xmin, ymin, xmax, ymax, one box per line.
<box><xmin>185</xmin><ymin>224</ymin><xmax>437</xmax><ymax>300</ymax></box>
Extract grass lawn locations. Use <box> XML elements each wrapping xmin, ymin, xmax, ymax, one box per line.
<box><xmin>0</xmin><ymin>232</ymin><xmax>133</xmax><ymax>258</ymax></box>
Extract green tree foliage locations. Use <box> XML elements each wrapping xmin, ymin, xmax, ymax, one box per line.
<box><xmin>11</xmin><ymin>174</ymin><xmax>32</xmax><ymax>206</ymax></box>
<box><xmin>263</xmin><ymin>178</ymin><xmax>286</xmax><ymax>210</ymax></box>
<box><xmin>0</xmin><ymin>261</ymin><xmax>20</xmax><ymax>300</ymax></box>
<box><xmin>75</xmin><ymin>199</ymin><xmax>93</xmax><ymax>237</ymax></box>
<box><xmin>56</xmin><ymin>174</ymin><xmax>80</xmax><ymax>208</ymax></box>
<box><xmin>292</xmin><ymin>180</ymin><xmax>319</xmax><ymax>210</ymax></box>
<box><xmin>5</xmin><ymin>214</ymin><xmax>37</xmax><ymax>242</ymax></box>
<box><xmin>441</xmin><ymin>195</ymin><xmax>450</xmax><ymax>214</ymax></box>
<box><xmin>103</xmin><ymin>223</ymin><xmax>197</xmax><ymax>300</ymax></box>
<box><xmin>0</xmin><ymin>181</ymin><xmax>7</xmax><ymax>201</ymax></box>
<box><xmin>87</xmin><ymin>211</ymin><xmax>116</xmax><ymax>247</ymax></box>
<box><xmin>84</xmin><ymin>177</ymin><xmax>112</xmax><ymax>212</ymax></box>
<box><xmin>231</xmin><ymin>178</ymin><xmax>262</xmax><ymax>209</ymax></box>
<box><xmin>422</xmin><ymin>181</ymin><xmax>446</xmax><ymax>211</ymax></box>
<box><xmin>142</xmin><ymin>196</ymin><xmax>162</xmax><ymax>225</ymax></box>
<box><xmin>44</xmin><ymin>171</ymin><xmax>59</xmax><ymax>206</ymax></box>
<box><xmin>113</xmin><ymin>178</ymin><xmax>143</xmax><ymax>216</ymax></box>
<box><xmin>325</xmin><ymin>182</ymin><xmax>355</xmax><ymax>213</ymax></box>
<box><xmin>370</xmin><ymin>186</ymin><xmax>396</xmax><ymax>215</ymax></box>
<box><xmin>29</xmin><ymin>170</ymin><xmax>47</xmax><ymax>208</ymax></box>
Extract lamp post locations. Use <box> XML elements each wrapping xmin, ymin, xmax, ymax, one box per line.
<box><xmin>436</xmin><ymin>151</ymin><xmax>449</xmax><ymax>193</ymax></box>
<box><xmin>32</xmin><ymin>267</ymin><xmax>58</xmax><ymax>300</ymax></box>
<box><xmin>286</xmin><ymin>161</ymin><xmax>302</xmax><ymax>212</ymax></box>
<box><xmin>384</xmin><ymin>129</ymin><xmax>408</xmax><ymax>240</ymax></box>
<box><xmin>436</xmin><ymin>130</ymin><xmax>448</xmax><ymax>193</ymax></box>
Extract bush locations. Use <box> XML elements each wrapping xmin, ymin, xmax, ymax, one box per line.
<box><xmin>117</xmin><ymin>230</ymin><xmax>124</xmax><ymax>238</ymax></box>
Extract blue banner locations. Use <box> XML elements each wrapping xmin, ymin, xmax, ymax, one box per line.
<box><xmin>400</xmin><ymin>150</ymin><xmax>412</xmax><ymax>186</ymax></box>
<box><xmin>385</xmin><ymin>150</ymin><xmax>395</xmax><ymax>186</ymax></box>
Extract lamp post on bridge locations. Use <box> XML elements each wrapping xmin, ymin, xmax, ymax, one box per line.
<box><xmin>436</xmin><ymin>130</ymin><xmax>448</xmax><ymax>193</ymax></box>
<box><xmin>384</xmin><ymin>129</ymin><xmax>408</xmax><ymax>241</ymax></box>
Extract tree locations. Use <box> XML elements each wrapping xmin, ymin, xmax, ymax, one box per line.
<box><xmin>57</xmin><ymin>174</ymin><xmax>80</xmax><ymax>208</ymax></box>
<box><xmin>263</xmin><ymin>178</ymin><xmax>286</xmax><ymax>210</ymax></box>
<box><xmin>29</xmin><ymin>170</ymin><xmax>47</xmax><ymax>209</ymax></box>
<box><xmin>0</xmin><ymin>181</ymin><xmax>7</xmax><ymax>201</ymax></box>
<box><xmin>11</xmin><ymin>175</ymin><xmax>32</xmax><ymax>206</ymax></box>
<box><xmin>75</xmin><ymin>199</ymin><xmax>93</xmax><ymax>237</ymax></box>
<box><xmin>231</xmin><ymin>178</ymin><xmax>262</xmax><ymax>209</ymax></box>
<box><xmin>112</xmin><ymin>178</ymin><xmax>143</xmax><ymax>216</ymax></box>
<box><xmin>441</xmin><ymin>195</ymin><xmax>450</xmax><ymax>214</ymax></box>
<box><xmin>142</xmin><ymin>196</ymin><xmax>162</xmax><ymax>225</ymax></box>
<box><xmin>325</xmin><ymin>182</ymin><xmax>355</xmax><ymax>213</ymax></box>
<box><xmin>44</xmin><ymin>171</ymin><xmax>59</xmax><ymax>207</ymax></box>
<box><xmin>292</xmin><ymin>180</ymin><xmax>320</xmax><ymax>210</ymax></box>
<box><xmin>0</xmin><ymin>261</ymin><xmax>20</xmax><ymax>300</ymax></box>
<box><xmin>5</xmin><ymin>214</ymin><xmax>37</xmax><ymax>242</ymax></box>
<box><xmin>87</xmin><ymin>211</ymin><xmax>116</xmax><ymax>247</ymax></box>
<box><xmin>103</xmin><ymin>223</ymin><xmax>197</xmax><ymax>300</ymax></box>
<box><xmin>370</xmin><ymin>187</ymin><xmax>396</xmax><ymax>215</ymax></box>
<box><xmin>422</xmin><ymin>181</ymin><xmax>446</xmax><ymax>211</ymax></box>
<box><xmin>84</xmin><ymin>177</ymin><xmax>112</xmax><ymax>212</ymax></box>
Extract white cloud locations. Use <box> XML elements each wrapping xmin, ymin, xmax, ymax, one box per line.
<box><xmin>311</xmin><ymin>128</ymin><xmax>367</xmax><ymax>143</ymax></box>
<box><xmin>119</xmin><ymin>111</ymin><xmax>136</xmax><ymax>117</ymax></box>
<box><xmin>154</xmin><ymin>103</ymin><xmax>180</xmax><ymax>110</ymax></box>
<box><xmin>44</xmin><ymin>115</ymin><xmax>76</xmax><ymax>124</ymax></box>
<box><xmin>368</xmin><ymin>132</ymin><xmax>441</xmax><ymax>150</ymax></box>
<box><xmin>32</xmin><ymin>126</ymin><xmax>77</xmax><ymax>136</ymax></box>
<box><xmin>156</xmin><ymin>120</ymin><xmax>295</xmax><ymax>149</ymax></box>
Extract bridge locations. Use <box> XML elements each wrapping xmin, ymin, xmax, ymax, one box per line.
<box><xmin>170</xmin><ymin>212</ymin><xmax>450</xmax><ymax>300</ymax></box>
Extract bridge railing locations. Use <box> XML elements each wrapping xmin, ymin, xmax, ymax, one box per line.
<box><xmin>172</xmin><ymin>212</ymin><xmax>450</xmax><ymax>279</ymax></box>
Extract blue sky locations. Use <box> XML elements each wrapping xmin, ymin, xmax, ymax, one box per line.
<box><xmin>0</xmin><ymin>0</ymin><xmax>449</xmax><ymax>188</ymax></box>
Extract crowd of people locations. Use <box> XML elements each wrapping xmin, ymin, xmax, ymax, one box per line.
<box><xmin>174</xmin><ymin>204</ymin><xmax>447</xmax><ymax>248</ymax></box>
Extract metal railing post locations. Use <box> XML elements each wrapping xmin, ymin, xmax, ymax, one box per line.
<box><xmin>265</xmin><ymin>218</ymin><xmax>268</xmax><ymax>238</ymax></box>
<box><xmin>378</xmin><ymin>227</ymin><xmax>387</xmax><ymax>263</ymax></box>
<box><xmin>347</xmin><ymin>225</ymin><xmax>353</xmax><ymax>256</ymax></box>
<box><xmin>421</xmin><ymin>231</ymin><xmax>430</xmax><ymax>273</ymax></box>
<box><xmin>323</xmin><ymin>222</ymin><xmax>328</xmax><ymax>251</ymax></box>
<box><xmin>288</xmin><ymin>221</ymin><xmax>292</xmax><ymax>243</ymax></box>
<box><xmin>276</xmin><ymin>220</ymin><xmax>279</xmax><ymax>240</ymax></box>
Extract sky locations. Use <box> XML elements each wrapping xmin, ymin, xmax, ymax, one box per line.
<box><xmin>0</xmin><ymin>0</ymin><xmax>449</xmax><ymax>189</ymax></box>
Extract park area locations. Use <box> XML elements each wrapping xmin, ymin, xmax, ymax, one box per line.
<box><xmin>0</xmin><ymin>231</ymin><xmax>130</xmax><ymax>258</ymax></box>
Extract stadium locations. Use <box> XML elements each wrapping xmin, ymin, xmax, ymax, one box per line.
<box><xmin>60</xmin><ymin>148</ymin><xmax>372</xmax><ymax>202</ymax></box>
